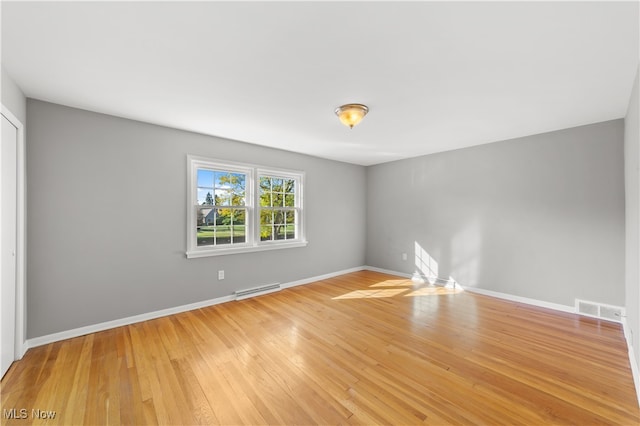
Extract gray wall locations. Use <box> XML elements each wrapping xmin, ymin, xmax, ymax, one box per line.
<box><xmin>26</xmin><ymin>99</ymin><xmax>367</xmax><ymax>338</ymax></box>
<box><xmin>1</xmin><ymin>66</ymin><xmax>26</xmax><ymax>124</ymax></box>
<box><xmin>22</xmin><ymin>97</ymin><xmax>632</xmax><ymax>340</ymax></box>
<box><xmin>625</xmin><ymin>66</ymin><xmax>639</xmax><ymax>368</ymax></box>
<box><xmin>366</xmin><ymin>120</ymin><xmax>625</xmax><ymax>307</ymax></box>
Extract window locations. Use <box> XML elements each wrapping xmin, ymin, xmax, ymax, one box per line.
<box><xmin>259</xmin><ymin>173</ymin><xmax>299</xmax><ymax>242</ymax></box>
<box><xmin>187</xmin><ymin>156</ymin><xmax>306</xmax><ymax>258</ymax></box>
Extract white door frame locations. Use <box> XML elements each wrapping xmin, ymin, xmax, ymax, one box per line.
<box><xmin>1</xmin><ymin>105</ymin><xmax>26</xmax><ymax>360</ymax></box>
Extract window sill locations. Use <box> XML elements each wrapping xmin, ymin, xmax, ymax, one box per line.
<box><xmin>186</xmin><ymin>240</ymin><xmax>308</xmax><ymax>259</ymax></box>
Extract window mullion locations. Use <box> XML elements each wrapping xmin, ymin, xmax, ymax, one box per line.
<box><xmin>253</xmin><ymin>168</ymin><xmax>259</xmax><ymax>247</ymax></box>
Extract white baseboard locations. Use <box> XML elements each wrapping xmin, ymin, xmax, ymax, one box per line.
<box><xmin>24</xmin><ymin>266</ymin><xmax>366</xmax><ymax>351</ymax></box>
<box><xmin>621</xmin><ymin>317</ymin><xmax>640</xmax><ymax>407</ymax></box>
<box><xmin>281</xmin><ymin>266</ymin><xmax>365</xmax><ymax>289</ymax></box>
<box><xmin>629</xmin><ymin>345</ymin><xmax>640</xmax><ymax>407</ymax></box>
<box><xmin>363</xmin><ymin>265</ymin><xmax>413</xmax><ymax>279</ymax></box>
<box><xmin>26</xmin><ymin>294</ymin><xmax>236</xmax><ymax>349</ymax></box>
<box><xmin>365</xmin><ymin>266</ymin><xmax>576</xmax><ymax>313</ymax></box>
<box><xmin>461</xmin><ymin>286</ymin><xmax>575</xmax><ymax>314</ymax></box>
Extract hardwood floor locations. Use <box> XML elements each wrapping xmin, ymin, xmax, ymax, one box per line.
<box><xmin>1</xmin><ymin>270</ymin><xmax>638</xmax><ymax>425</ymax></box>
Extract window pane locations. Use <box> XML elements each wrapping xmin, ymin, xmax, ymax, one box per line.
<box><xmin>285</xmin><ymin>179</ymin><xmax>295</xmax><ymax>193</ymax></box>
<box><xmin>260</xmin><ymin>192</ymin><xmax>271</xmax><ymax>207</ymax></box>
<box><xmin>215</xmin><ymin>189</ymin><xmax>230</xmax><ymax>206</ymax></box>
<box><xmin>232</xmin><ymin>209</ymin><xmax>246</xmax><ymax>225</ymax></box>
<box><xmin>285</xmin><ymin>194</ymin><xmax>294</xmax><ymax>207</ymax></box>
<box><xmin>214</xmin><ymin>172</ymin><xmax>226</xmax><ymax>188</ymax></box>
<box><xmin>198</xmin><ymin>188</ymin><xmax>215</xmax><ymax>205</ymax></box>
<box><xmin>216</xmin><ymin>208</ymin><xmax>232</xmax><ymax>226</ymax></box>
<box><xmin>273</xmin><ymin>193</ymin><xmax>284</xmax><ymax>207</ymax></box>
<box><xmin>212</xmin><ymin>172</ymin><xmax>245</xmax><ymax>206</ymax></box>
<box><xmin>260</xmin><ymin>210</ymin><xmax>274</xmax><ymax>225</ymax></box>
<box><xmin>197</xmin><ymin>207</ymin><xmax>215</xmax><ymax>225</ymax></box>
<box><xmin>285</xmin><ymin>224</ymin><xmax>296</xmax><ymax>240</ymax></box>
<box><xmin>272</xmin><ymin>178</ymin><xmax>283</xmax><ymax>192</ymax></box>
<box><xmin>216</xmin><ymin>224</ymin><xmax>231</xmax><ymax>245</ymax></box>
<box><xmin>274</xmin><ymin>211</ymin><xmax>285</xmax><ymax>225</ymax></box>
<box><xmin>260</xmin><ymin>177</ymin><xmax>271</xmax><ymax>192</ymax></box>
<box><xmin>197</xmin><ymin>169</ymin><xmax>214</xmax><ymax>188</ymax></box>
<box><xmin>260</xmin><ymin>225</ymin><xmax>273</xmax><ymax>241</ymax></box>
<box><xmin>231</xmin><ymin>192</ymin><xmax>245</xmax><ymax>206</ymax></box>
<box><xmin>229</xmin><ymin>173</ymin><xmax>245</xmax><ymax>189</ymax></box>
<box><xmin>232</xmin><ymin>225</ymin><xmax>246</xmax><ymax>243</ymax></box>
<box><xmin>197</xmin><ymin>207</ymin><xmax>215</xmax><ymax>246</ymax></box>
<box><xmin>228</xmin><ymin>173</ymin><xmax>246</xmax><ymax>205</ymax></box>
<box><xmin>275</xmin><ymin>224</ymin><xmax>286</xmax><ymax>240</ymax></box>
<box><xmin>285</xmin><ymin>211</ymin><xmax>295</xmax><ymax>224</ymax></box>
<box><xmin>197</xmin><ymin>226</ymin><xmax>215</xmax><ymax>246</ymax></box>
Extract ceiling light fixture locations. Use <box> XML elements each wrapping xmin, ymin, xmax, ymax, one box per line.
<box><xmin>335</xmin><ymin>103</ymin><xmax>369</xmax><ymax>129</ymax></box>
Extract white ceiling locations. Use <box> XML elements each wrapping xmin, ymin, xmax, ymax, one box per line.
<box><xmin>2</xmin><ymin>1</ymin><xmax>638</xmax><ymax>166</ymax></box>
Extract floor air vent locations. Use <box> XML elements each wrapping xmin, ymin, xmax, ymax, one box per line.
<box><xmin>235</xmin><ymin>283</ymin><xmax>281</xmax><ymax>301</ymax></box>
<box><xmin>576</xmin><ymin>299</ymin><xmax>624</xmax><ymax>323</ymax></box>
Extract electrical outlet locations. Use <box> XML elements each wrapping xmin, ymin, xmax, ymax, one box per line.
<box><xmin>218</xmin><ymin>270</ymin><xmax>224</xmax><ymax>280</ymax></box>
<box><xmin>401</xmin><ymin>253</ymin><xmax>407</xmax><ymax>261</ymax></box>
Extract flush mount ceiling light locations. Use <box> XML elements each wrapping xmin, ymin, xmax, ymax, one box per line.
<box><xmin>334</xmin><ymin>103</ymin><xmax>369</xmax><ymax>129</ymax></box>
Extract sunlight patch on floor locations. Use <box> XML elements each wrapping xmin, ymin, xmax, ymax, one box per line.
<box><xmin>332</xmin><ymin>288</ymin><xmax>408</xmax><ymax>300</ymax></box>
<box><xmin>405</xmin><ymin>286</ymin><xmax>463</xmax><ymax>297</ymax></box>
<box><xmin>369</xmin><ymin>279</ymin><xmax>415</xmax><ymax>288</ymax></box>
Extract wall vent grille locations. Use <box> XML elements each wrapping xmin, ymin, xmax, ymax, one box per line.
<box><xmin>575</xmin><ymin>299</ymin><xmax>624</xmax><ymax>323</ymax></box>
<box><xmin>234</xmin><ymin>283</ymin><xmax>281</xmax><ymax>301</ymax></box>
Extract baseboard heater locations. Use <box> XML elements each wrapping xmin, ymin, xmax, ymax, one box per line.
<box><xmin>234</xmin><ymin>283</ymin><xmax>281</xmax><ymax>301</ymax></box>
<box><xmin>575</xmin><ymin>299</ymin><xmax>624</xmax><ymax>323</ymax></box>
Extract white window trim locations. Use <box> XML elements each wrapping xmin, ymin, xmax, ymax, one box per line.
<box><xmin>186</xmin><ymin>155</ymin><xmax>307</xmax><ymax>258</ymax></box>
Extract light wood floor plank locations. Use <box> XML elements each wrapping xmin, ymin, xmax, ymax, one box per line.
<box><xmin>1</xmin><ymin>270</ymin><xmax>638</xmax><ymax>425</ymax></box>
